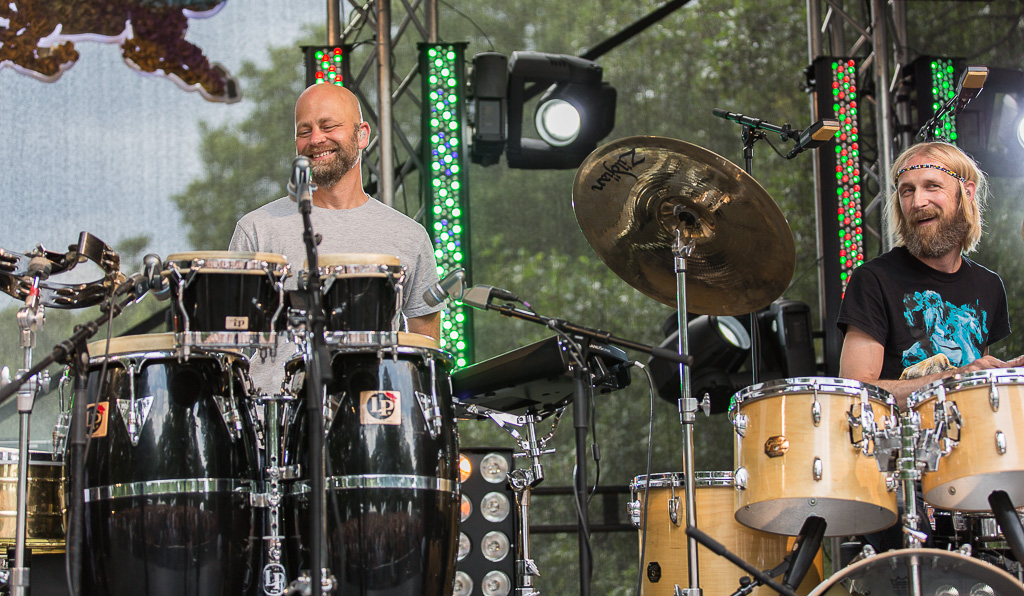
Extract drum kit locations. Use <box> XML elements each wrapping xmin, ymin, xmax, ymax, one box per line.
<box><xmin>0</xmin><ymin>133</ymin><xmax>1022</xmax><ymax>596</ymax></box>
<box><xmin>571</xmin><ymin>136</ymin><xmax>1024</xmax><ymax>595</ymax></box>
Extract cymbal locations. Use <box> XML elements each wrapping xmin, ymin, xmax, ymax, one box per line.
<box><xmin>572</xmin><ymin>136</ymin><xmax>795</xmax><ymax>316</ymax></box>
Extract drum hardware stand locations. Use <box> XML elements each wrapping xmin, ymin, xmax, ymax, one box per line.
<box><xmin>464</xmin><ymin>403</ymin><xmax>563</xmax><ymax>596</ymax></box>
<box><xmin>8</xmin><ymin>271</ymin><xmax>49</xmax><ymax>596</ymax></box>
<box><xmin>670</xmin><ymin>220</ymin><xmax>703</xmax><ymax>596</ymax></box>
<box><xmin>683</xmin><ymin>525</ymin><xmax>798</xmax><ymax>596</ymax></box>
<box><xmin>253</xmin><ymin>392</ymin><xmax>301</xmax><ymax>596</ymax></box>
<box><xmin>462</xmin><ymin>290</ymin><xmax>692</xmax><ymax>596</ymax></box>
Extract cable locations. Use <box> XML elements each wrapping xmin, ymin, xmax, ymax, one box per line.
<box><xmin>439</xmin><ymin>0</ymin><xmax>495</xmax><ymax>51</ymax></box>
<box><xmin>632</xmin><ymin>361</ymin><xmax>657</xmax><ymax>596</ymax></box>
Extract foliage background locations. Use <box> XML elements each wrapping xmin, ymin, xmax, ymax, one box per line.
<box><xmin>1</xmin><ymin>1</ymin><xmax>1023</xmax><ymax>593</ymax></box>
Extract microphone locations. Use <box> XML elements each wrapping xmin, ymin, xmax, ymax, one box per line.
<box><xmin>461</xmin><ymin>284</ymin><xmax>521</xmax><ymax>310</ymax></box>
<box><xmin>784</xmin><ymin>120</ymin><xmax>840</xmax><ymax>159</ymax></box>
<box><xmin>288</xmin><ymin>155</ymin><xmax>314</xmax><ymax>206</ymax></box>
<box><xmin>423</xmin><ymin>268</ymin><xmax>467</xmax><ymax>307</ymax></box>
<box><xmin>952</xmin><ymin>65</ymin><xmax>988</xmax><ymax>115</ymax></box>
<box><xmin>781</xmin><ymin>516</ymin><xmax>827</xmax><ymax>590</ymax></box>
<box><xmin>142</xmin><ymin>253</ymin><xmax>171</xmax><ymax>301</ymax></box>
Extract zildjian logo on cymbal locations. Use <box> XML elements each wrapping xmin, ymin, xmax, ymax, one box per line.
<box><xmin>591</xmin><ymin>148</ymin><xmax>646</xmax><ymax>191</ymax></box>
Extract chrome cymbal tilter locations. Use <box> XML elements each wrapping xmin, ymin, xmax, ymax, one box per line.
<box><xmin>467</xmin><ymin>404</ymin><xmax>563</xmax><ymax>596</ymax></box>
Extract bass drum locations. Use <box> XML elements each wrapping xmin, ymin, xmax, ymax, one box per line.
<box><xmin>77</xmin><ymin>333</ymin><xmax>259</xmax><ymax>595</ymax></box>
<box><xmin>280</xmin><ymin>333</ymin><xmax>458</xmax><ymax>596</ymax></box>
<box><xmin>809</xmin><ymin>548</ymin><xmax>1022</xmax><ymax>595</ymax></box>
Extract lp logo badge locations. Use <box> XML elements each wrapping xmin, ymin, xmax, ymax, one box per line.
<box><xmin>262</xmin><ymin>563</ymin><xmax>286</xmax><ymax>595</ymax></box>
<box><xmin>360</xmin><ymin>391</ymin><xmax>402</xmax><ymax>425</ymax></box>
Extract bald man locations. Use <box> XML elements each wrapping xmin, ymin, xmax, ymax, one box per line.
<box><xmin>229</xmin><ymin>84</ymin><xmax>443</xmax><ymax>390</ymax></box>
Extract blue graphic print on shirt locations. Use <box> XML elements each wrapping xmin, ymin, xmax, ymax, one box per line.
<box><xmin>902</xmin><ymin>290</ymin><xmax>986</xmax><ymax>368</ymax></box>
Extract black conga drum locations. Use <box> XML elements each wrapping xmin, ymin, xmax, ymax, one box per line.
<box><xmin>280</xmin><ymin>333</ymin><xmax>458</xmax><ymax>595</ymax></box>
<box><xmin>74</xmin><ymin>333</ymin><xmax>259</xmax><ymax>595</ymax></box>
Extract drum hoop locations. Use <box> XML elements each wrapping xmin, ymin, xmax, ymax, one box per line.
<box><xmin>733</xmin><ymin>376</ymin><xmax>892</xmax><ymax>404</ymax></box>
<box><xmin>323</xmin><ymin>331</ymin><xmax>451</xmax><ymax>356</ymax></box>
<box><xmin>290</xmin><ymin>474</ymin><xmax>456</xmax><ymax>494</ymax></box>
<box><xmin>313</xmin><ymin>253</ymin><xmax>402</xmax><ymax>268</ymax></box>
<box><xmin>809</xmin><ymin>547</ymin><xmax>1022</xmax><ymax>594</ymax></box>
<box><xmin>909</xmin><ymin>367</ymin><xmax>1024</xmax><ymax>407</ymax></box>
<box><xmin>87</xmin><ymin>336</ymin><xmax>244</xmax><ymax>362</ymax></box>
<box><xmin>316</xmin><ymin>264</ymin><xmax>405</xmax><ymax>278</ymax></box>
<box><xmin>84</xmin><ymin>478</ymin><xmax>252</xmax><ymax>502</ymax></box>
<box><xmin>630</xmin><ymin>470</ymin><xmax>733</xmax><ymax>491</ymax></box>
<box><xmin>0</xmin><ymin>449</ymin><xmax>62</xmax><ymax>465</ymax></box>
<box><xmin>166</xmin><ymin>251</ymin><xmax>288</xmax><ymax>275</ymax></box>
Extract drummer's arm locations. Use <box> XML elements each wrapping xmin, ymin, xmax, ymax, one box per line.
<box><xmin>839</xmin><ymin>326</ymin><xmax>952</xmax><ymax>409</ymax></box>
<box><xmin>407</xmin><ymin>311</ymin><xmax>441</xmax><ymax>341</ymax></box>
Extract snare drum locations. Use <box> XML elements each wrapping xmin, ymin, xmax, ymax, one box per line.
<box><xmin>77</xmin><ymin>333</ymin><xmax>259</xmax><ymax>595</ymax></box>
<box><xmin>909</xmin><ymin>368</ymin><xmax>1024</xmax><ymax>511</ymax></box>
<box><xmin>279</xmin><ymin>333</ymin><xmax>457</xmax><ymax>595</ymax></box>
<box><xmin>165</xmin><ymin>251</ymin><xmax>287</xmax><ymax>349</ymax></box>
<box><xmin>629</xmin><ymin>472</ymin><xmax>821</xmax><ymax>595</ymax></box>
<box><xmin>731</xmin><ymin>377</ymin><xmax>898</xmax><ymax>537</ymax></box>
<box><xmin>808</xmin><ymin>548</ymin><xmax>1021</xmax><ymax>595</ymax></box>
<box><xmin>306</xmin><ymin>254</ymin><xmax>405</xmax><ymax>333</ymax></box>
<box><xmin>0</xmin><ymin>449</ymin><xmax>64</xmax><ymax>553</ymax></box>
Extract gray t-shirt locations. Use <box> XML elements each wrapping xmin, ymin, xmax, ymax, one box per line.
<box><xmin>228</xmin><ymin>195</ymin><xmax>442</xmax><ymax>393</ymax></box>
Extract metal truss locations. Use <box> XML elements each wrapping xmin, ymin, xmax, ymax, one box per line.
<box><xmin>336</xmin><ymin>0</ymin><xmax>439</xmax><ymax>216</ymax></box>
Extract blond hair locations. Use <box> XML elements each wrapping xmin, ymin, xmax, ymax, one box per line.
<box><xmin>888</xmin><ymin>142</ymin><xmax>988</xmax><ymax>254</ymax></box>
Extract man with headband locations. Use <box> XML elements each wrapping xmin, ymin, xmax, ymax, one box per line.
<box><xmin>837</xmin><ymin>141</ymin><xmax>1024</xmax><ymax>410</ymax></box>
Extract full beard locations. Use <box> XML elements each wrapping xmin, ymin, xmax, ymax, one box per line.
<box><xmin>901</xmin><ymin>207</ymin><xmax>969</xmax><ymax>259</ymax></box>
<box><xmin>310</xmin><ymin>138</ymin><xmax>360</xmax><ymax>189</ymax></box>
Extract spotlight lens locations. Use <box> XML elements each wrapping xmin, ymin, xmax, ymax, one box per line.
<box><xmin>715</xmin><ymin>316</ymin><xmax>751</xmax><ymax>350</ymax></box>
<box><xmin>459</xmin><ymin>454</ymin><xmax>472</xmax><ymax>483</ymax></box>
<box><xmin>482</xmin><ymin>570</ymin><xmax>512</xmax><ymax>596</ymax></box>
<box><xmin>481</xmin><ymin>530</ymin><xmax>511</xmax><ymax>562</ymax></box>
<box><xmin>481</xmin><ymin>491</ymin><xmax>511</xmax><ymax>523</ymax></box>
<box><xmin>535</xmin><ymin>99</ymin><xmax>582</xmax><ymax>147</ymax></box>
<box><xmin>480</xmin><ymin>453</ymin><xmax>509</xmax><ymax>483</ymax></box>
<box><xmin>460</xmin><ymin>494</ymin><xmax>473</xmax><ymax>522</ymax></box>
<box><xmin>458</xmin><ymin>532</ymin><xmax>472</xmax><ymax>560</ymax></box>
<box><xmin>453</xmin><ymin>571</ymin><xmax>473</xmax><ymax>596</ymax></box>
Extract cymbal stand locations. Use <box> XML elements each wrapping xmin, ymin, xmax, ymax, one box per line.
<box><xmin>464</xmin><ymin>404</ymin><xmax>564</xmax><ymax>596</ymax></box>
<box><xmin>671</xmin><ymin>222</ymin><xmax>701</xmax><ymax>595</ymax></box>
<box><xmin>9</xmin><ymin>273</ymin><xmax>48</xmax><ymax>595</ymax></box>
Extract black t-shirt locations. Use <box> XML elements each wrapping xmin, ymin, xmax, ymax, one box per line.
<box><xmin>836</xmin><ymin>246</ymin><xmax>1010</xmax><ymax>380</ymax></box>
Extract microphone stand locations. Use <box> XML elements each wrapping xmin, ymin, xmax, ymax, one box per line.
<box><xmin>684</xmin><ymin>526</ymin><xmax>798</xmax><ymax>596</ymax></box>
<box><xmin>0</xmin><ymin>277</ymin><xmax>147</xmax><ymax>596</ymax></box>
<box><xmin>466</xmin><ymin>297</ymin><xmax>692</xmax><ymax>596</ymax></box>
<box><xmin>295</xmin><ymin>180</ymin><xmax>333</xmax><ymax>596</ymax></box>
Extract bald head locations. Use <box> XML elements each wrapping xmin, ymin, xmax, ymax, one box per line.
<box><xmin>295</xmin><ymin>84</ymin><xmax>363</xmax><ymax>131</ymax></box>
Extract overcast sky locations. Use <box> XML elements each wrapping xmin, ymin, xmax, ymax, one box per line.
<box><xmin>0</xmin><ymin>2</ymin><xmax>328</xmax><ymax>286</ymax></box>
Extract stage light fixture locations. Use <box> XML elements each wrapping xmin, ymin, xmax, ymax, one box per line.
<box><xmin>535</xmin><ymin>96</ymin><xmax>582</xmax><ymax>146</ymax></box>
<box><xmin>456</xmin><ymin>449</ymin><xmax>517</xmax><ymax>595</ymax></box>
<box><xmin>648</xmin><ymin>315</ymin><xmax>752</xmax><ymax>414</ymax></box>
<box><xmin>947</xmin><ymin>66</ymin><xmax>1024</xmax><ymax>176</ymax></box>
<box><xmin>302</xmin><ymin>45</ymin><xmax>350</xmax><ymax>88</ymax></box>
<box><xmin>469</xmin><ymin>51</ymin><xmax>617</xmax><ymax>169</ymax></box>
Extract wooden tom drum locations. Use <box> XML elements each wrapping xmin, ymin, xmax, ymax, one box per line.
<box><xmin>909</xmin><ymin>368</ymin><xmax>1024</xmax><ymax>511</ymax></box>
<box><xmin>629</xmin><ymin>471</ymin><xmax>821</xmax><ymax>595</ymax></box>
<box><xmin>731</xmin><ymin>377</ymin><xmax>898</xmax><ymax>537</ymax></box>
